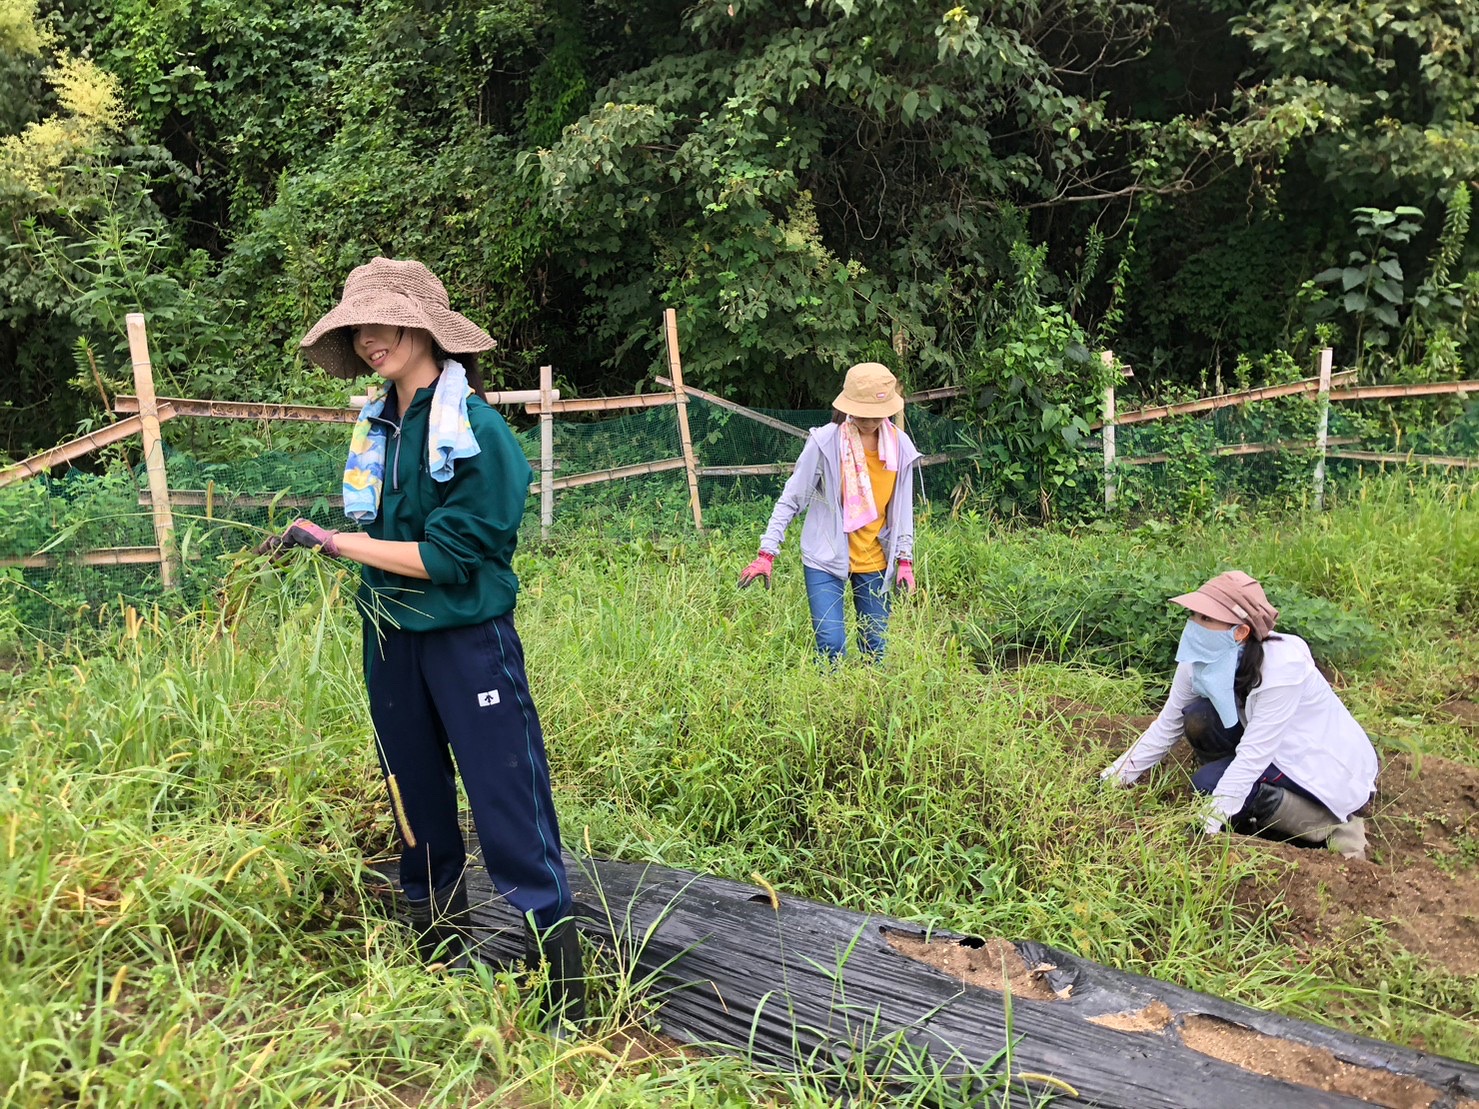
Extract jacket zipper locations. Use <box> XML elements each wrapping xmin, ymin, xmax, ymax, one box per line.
<box><xmin>366</xmin><ymin>413</ymin><xmax>404</xmax><ymax>491</ymax></box>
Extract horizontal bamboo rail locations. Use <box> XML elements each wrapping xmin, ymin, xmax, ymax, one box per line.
<box><xmin>903</xmin><ymin>385</ymin><xmax>968</xmax><ymax>403</ymax></box>
<box><xmin>1328</xmin><ymin>449</ymin><xmax>1479</xmax><ymax>469</ymax></box>
<box><xmin>355</xmin><ymin>388</ymin><xmax>557</xmax><ymax>409</ymax></box>
<box><xmin>551</xmin><ymin>456</ymin><xmax>689</xmax><ymax>491</ymax></box>
<box><xmin>0</xmin><ymin>545</ymin><xmax>165</xmax><ymax>570</ymax></box>
<box><xmin>117</xmin><ymin>396</ymin><xmax>358</xmax><ymax>423</ymax></box>
<box><xmin>1328</xmin><ymin>381</ymin><xmax>1479</xmax><ymax>402</ymax></box>
<box><xmin>522</xmin><ymin>392</ymin><xmax>678</xmax><ymax>415</ymax></box>
<box><xmin>142</xmin><ymin>489</ymin><xmax>338</xmax><ymax>511</ymax></box>
<box><xmin>1122</xmin><ymin>437</ymin><xmax>1361</xmax><ymax>466</ymax></box>
<box><xmin>0</xmin><ymin>407</ymin><xmax>179</xmax><ymax>488</ymax></box>
<box><xmin>698</xmin><ymin>450</ymin><xmax>971</xmax><ymax>480</ymax></box>
<box><xmin>698</xmin><ymin>463</ymin><xmax>792</xmax><ymax>478</ymax></box>
<box><xmin>1095</xmin><ymin>371</ymin><xmax>1358</xmax><ymax>429</ymax></box>
<box><xmin>140</xmin><ymin>460</ymin><xmax>683</xmax><ymax>510</ymax></box>
<box><xmin>120</xmin><ymin>390</ymin><xmax>564</xmax><ymax>424</ymax></box>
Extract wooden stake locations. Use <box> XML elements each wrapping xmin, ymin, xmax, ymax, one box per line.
<box><xmin>126</xmin><ymin>314</ymin><xmax>177</xmax><ymax>589</ymax></box>
<box><xmin>1313</xmin><ymin>347</ymin><xmax>1333</xmax><ymax>511</ymax></box>
<box><xmin>662</xmin><ymin>309</ymin><xmax>704</xmax><ymax>532</ymax></box>
<box><xmin>1101</xmin><ymin>352</ymin><xmax>1117</xmax><ymax>511</ymax></box>
<box><xmin>539</xmin><ymin>364</ymin><xmax>555</xmax><ymax>541</ymax></box>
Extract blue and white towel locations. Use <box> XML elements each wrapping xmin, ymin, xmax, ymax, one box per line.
<box><xmin>342</xmin><ymin>360</ymin><xmax>481</xmax><ymax>523</ymax></box>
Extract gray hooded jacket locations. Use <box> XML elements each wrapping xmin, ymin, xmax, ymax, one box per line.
<box><xmin>759</xmin><ymin>422</ymin><xmax>922</xmax><ymax>589</ymax></box>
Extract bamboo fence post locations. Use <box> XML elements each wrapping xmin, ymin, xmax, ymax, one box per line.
<box><xmin>663</xmin><ymin>308</ymin><xmax>704</xmax><ymax>532</ymax></box>
<box><xmin>1101</xmin><ymin>352</ymin><xmax>1117</xmax><ymax>511</ymax></box>
<box><xmin>125</xmin><ymin>314</ymin><xmax>177</xmax><ymax>588</ymax></box>
<box><xmin>1313</xmin><ymin>347</ymin><xmax>1333</xmax><ymax>511</ymax></box>
<box><xmin>539</xmin><ymin>364</ymin><xmax>555</xmax><ymax>541</ymax></box>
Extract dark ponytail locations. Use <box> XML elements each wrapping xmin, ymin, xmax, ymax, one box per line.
<box><xmin>1235</xmin><ymin>636</ymin><xmax>1273</xmax><ymax>703</ymax></box>
<box><xmin>461</xmin><ymin>353</ymin><xmax>489</xmax><ymax>401</ymax></box>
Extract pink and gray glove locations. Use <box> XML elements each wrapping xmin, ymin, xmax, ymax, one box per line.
<box><xmin>895</xmin><ymin>559</ymin><xmax>916</xmax><ymax>594</ymax></box>
<box><xmin>738</xmin><ymin>550</ymin><xmax>775</xmax><ymax>590</ymax></box>
<box><xmin>256</xmin><ymin>518</ymin><xmax>341</xmax><ymax>558</ymax></box>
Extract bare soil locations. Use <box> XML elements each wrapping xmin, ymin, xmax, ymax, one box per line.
<box><xmin>1239</xmin><ymin>753</ymin><xmax>1479</xmax><ymax>978</ymax></box>
<box><xmin>1178</xmin><ymin>1015</ymin><xmax>1443</xmax><ymax>1109</ymax></box>
<box><xmin>1086</xmin><ymin>999</ymin><xmax>1174</xmax><ymax>1032</ymax></box>
<box><xmin>1048</xmin><ymin>687</ymin><xmax>1479</xmax><ymax>979</ymax></box>
<box><xmin>1441</xmin><ymin>698</ymin><xmax>1479</xmax><ymax>731</ymax></box>
<box><xmin>884</xmin><ymin>932</ymin><xmax>1059</xmax><ymax>1001</ymax></box>
<box><xmin>1029</xmin><ymin>694</ymin><xmax>1156</xmax><ymax>752</ymax></box>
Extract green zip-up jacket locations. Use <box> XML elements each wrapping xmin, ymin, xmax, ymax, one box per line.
<box><xmin>356</xmin><ymin>386</ymin><xmax>531</xmax><ymax>632</ymax></box>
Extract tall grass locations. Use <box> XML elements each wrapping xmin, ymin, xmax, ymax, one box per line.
<box><xmin>1</xmin><ymin>477</ymin><xmax>1476</xmax><ymax>1103</ymax></box>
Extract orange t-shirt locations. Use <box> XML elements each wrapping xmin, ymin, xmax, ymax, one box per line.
<box><xmin>847</xmin><ymin>448</ymin><xmax>897</xmax><ymax>573</ymax></box>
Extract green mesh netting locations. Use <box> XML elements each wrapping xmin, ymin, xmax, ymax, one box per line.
<box><xmin>3</xmin><ymin>393</ymin><xmax>1476</xmax><ymax>638</ymax></box>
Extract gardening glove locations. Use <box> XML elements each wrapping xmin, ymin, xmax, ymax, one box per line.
<box><xmin>895</xmin><ymin>559</ymin><xmax>916</xmax><ymax>595</ymax></box>
<box><xmin>1098</xmin><ymin>763</ymin><xmax>1134</xmax><ymax>788</ymax></box>
<box><xmin>738</xmin><ymin>550</ymin><xmax>775</xmax><ymax>590</ymax></box>
<box><xmin>256</xmin><ymin>518</ymin><xmax>341</xmax><ymax>558</ymax></box>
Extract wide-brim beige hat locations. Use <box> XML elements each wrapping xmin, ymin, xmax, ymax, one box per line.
<box><xmin>299</xmin><ymin>257</ymin><xmax>497</xmax><ymax>378</ymax></box>
<box><xmin>833</xmin><ymin>362</ymin><xmax>904</xmax><ymax>417</ymax></box>
<box><xmin>1171</xmin><ymin>570</ymin><xmax>1280</xmax><ymax>640</ymax></box>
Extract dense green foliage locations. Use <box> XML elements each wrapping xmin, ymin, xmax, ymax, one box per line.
<box><xmin>3</xmin><ymin>0</ymin><xmax>1478</xmax><ymax>519</ymax></box>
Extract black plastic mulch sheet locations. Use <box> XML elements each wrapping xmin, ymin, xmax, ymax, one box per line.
<box><xmin>373</xmin><ymin>850</ymin><xmax>1479</xmax><ymax>1109</ymax></box>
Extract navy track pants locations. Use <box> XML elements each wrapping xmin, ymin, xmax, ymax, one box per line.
<box><xmin>364</xmin><ymin>613</ymin><xmax>571</xmax><ymax>929</ymax></box>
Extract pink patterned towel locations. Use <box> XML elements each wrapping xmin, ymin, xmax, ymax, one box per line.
<box><xmin>839</xmin><ymin>418</ymin><xmax>899</xmax><ymax>533</ymax></box>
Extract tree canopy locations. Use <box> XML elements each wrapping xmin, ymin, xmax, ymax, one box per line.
<box><xmin>1</xmin><ymin>0</ymin><xmax>1475</xmax><ymax>458</ymax></box>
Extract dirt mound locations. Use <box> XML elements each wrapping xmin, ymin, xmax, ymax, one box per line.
<box><xmin>1243</xmin><ymin>753</ymin><xmax>1479</xmax><ymax>978</ymax></box>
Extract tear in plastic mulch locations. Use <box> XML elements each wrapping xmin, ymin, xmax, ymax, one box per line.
<box><xmin>369</xmin><ymin>850</ymin><xmax>1479</xmax><ymax>1109</ymax></box>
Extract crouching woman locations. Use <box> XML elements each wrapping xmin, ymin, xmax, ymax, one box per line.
<box><xmin>1101</xmin><ymin>571</ymin><xmax>1377</xmax><ymax>858</ymax></box>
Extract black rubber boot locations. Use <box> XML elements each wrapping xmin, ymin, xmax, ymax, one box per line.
<box><xmin>1235</xmin><ymin>783</ymin><xmax>1340</xmax><ymax>846</ymax></box>
<box><xmin>524</xmin><ymin>918</ymin><xmax>587</xmax><ymax>1033</ymax></box>
<box><xmin>407</xmin><ymin>878</ymin><xmax>471</xmax><ymax>969</ymax></box>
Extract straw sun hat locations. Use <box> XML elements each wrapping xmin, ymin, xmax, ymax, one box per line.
<box><xmin>299</xmin><ymin>257</ymin><xmax>497</xmax><ymax>379</ymax></box>
<box><xmin>833</xmin><ymin>362</ymin><xmax>905</xmax><ymax>418</ymax></box>
<box><xmin>1171</xmin><ymin>570</ymin><xmax>1280</xmax><ymax>640</ymax></box>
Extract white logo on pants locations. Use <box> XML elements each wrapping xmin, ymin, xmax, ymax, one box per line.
<box><xmin>477</xmin><ymin>689</ymin><xmax>500</xmax><ymax>707</ymax></box>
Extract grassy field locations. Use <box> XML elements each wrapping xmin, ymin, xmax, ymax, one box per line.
<box><xmin>2</xmin><ymin>477</ymin><xmax>1476</xmax><ymax>1106</ymax></box>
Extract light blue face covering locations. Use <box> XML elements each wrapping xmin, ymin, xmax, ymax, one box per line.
<box><xmin>1176</xmin><ymin>620</ymin><xmax>1244</xmax><ymax>727</ymax></box>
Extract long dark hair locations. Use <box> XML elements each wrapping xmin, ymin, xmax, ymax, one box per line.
<box><xmin>1235</xmin><ymin>635</ymin><xmax>1280</xmax><ymax>703</ymax></box>
<box><xmin>434</xmin><ymin>341</ymin><xmax>488</xmax><ymax>399</ymax></box>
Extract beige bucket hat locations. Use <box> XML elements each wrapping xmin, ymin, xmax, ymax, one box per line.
<box><xmin>1172</xmin><ymin>570</ymin><xmax>1280</xmax><ymax>640</ymax></box>
<box><xmin>299</xmin><ymin>257</ymin><xmax>497</xmax><ymax>378</ymax></box>
<box><xmin>833</xmin><ymin>362</ymin><xmax>904</xmax><ymax>418</ymax></box>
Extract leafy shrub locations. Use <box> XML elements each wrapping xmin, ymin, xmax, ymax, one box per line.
<box><xmin>942</xmin><ymin>533</ymin><xmax>1382</xmax><ymax>677</ymax></box>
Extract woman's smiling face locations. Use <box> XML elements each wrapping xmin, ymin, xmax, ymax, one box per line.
<box><xmin>351</xmin><ymin>324</ymin><xmax>433</xmax><ymax>384</ymax></box>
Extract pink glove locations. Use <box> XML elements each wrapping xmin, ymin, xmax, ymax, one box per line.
<box><xmin>895</xmin><ymin>558</ymin><xmax>915</xmax><ymax>594</ymax></box>
<box><xmin>256</xmin><ymin>518</ymin><xmax>341</xmax><ymax>558</ymax></box>
<box><xmin>738</xmin><ymin>550</ymin><xmax>775</xmax><ymax>590</ymax></box>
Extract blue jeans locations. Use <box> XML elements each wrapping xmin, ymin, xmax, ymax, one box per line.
<box><xmin>803</xmin><ymin>566</ymin><xmax>890</xmax><ymax>661</ymax></box>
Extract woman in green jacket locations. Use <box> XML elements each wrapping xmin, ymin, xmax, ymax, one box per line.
<box><xmin>258</xmin><ymin>258</ymin><xmax>583</xmax><ymax>1029</ymax></box>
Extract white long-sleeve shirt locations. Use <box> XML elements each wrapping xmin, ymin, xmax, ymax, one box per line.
<box><xmin>1106</xmin><ymin>634</ymin><xmax>1378</xmax><ymax>830</ymax></box>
